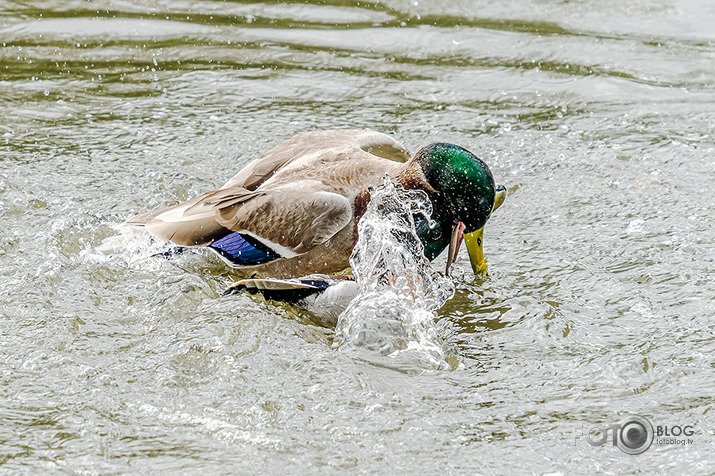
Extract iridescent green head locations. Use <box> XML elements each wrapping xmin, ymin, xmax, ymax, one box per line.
<box><xmin>415</xmin><ymin>143</ymin><xmax>496</xmax><ymax>232</ymax></box>
<box><xmin>412</xmin><ymin>143</ymin><xmax>503</xmax><ymax>275</ymax></box>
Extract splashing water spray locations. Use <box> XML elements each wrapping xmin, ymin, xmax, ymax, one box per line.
<box><xmin>334</xmin><ymin>177</ymin><xmax>457</xmax><ymax>371</ymax></box>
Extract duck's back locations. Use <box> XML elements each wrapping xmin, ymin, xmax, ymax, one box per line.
<box><xmin>125</xmin><ymin>129</ymin><xmax>412</xmax><ymax>278</ymax></box>
<box><xmin>221</xmin><ymin>129</ymin><xmax>410</xmax><ymax>193</ymax></box>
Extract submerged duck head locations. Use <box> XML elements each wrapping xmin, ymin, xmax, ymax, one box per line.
<box><xmin>406</xmin><ymin>143</ymin><xmax>506</xmax><ymax>275</ymax></box>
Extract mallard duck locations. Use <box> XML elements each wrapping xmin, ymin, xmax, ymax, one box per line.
<box><xmin>126</xmin><ymin>129</ymin><xmax>505</xmax><ymax>280</ymax></box>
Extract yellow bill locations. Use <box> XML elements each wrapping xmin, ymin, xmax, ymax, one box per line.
<box><xmin>463</xmin><ymin>227</ymin><xmax>486</xmax><ymax>275</ymax></box>
<box><xmin>449</xmin><ymin>184</ymin><xmax>506</xmax><ymax>276</ymax></box>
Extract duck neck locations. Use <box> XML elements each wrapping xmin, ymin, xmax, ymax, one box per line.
<box><xmin>395</xmin><ymin>160</ymin><xmax>437</xmax><ymax>194</ymax></box>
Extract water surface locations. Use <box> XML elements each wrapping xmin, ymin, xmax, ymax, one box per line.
<box><xmin>1</xmin><ymin>0</ymin><xmax>713</xmax><ymax>473</ymax></box>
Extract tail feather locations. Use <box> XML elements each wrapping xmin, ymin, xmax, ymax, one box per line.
<box><xmin>124</xmin><ymin>207</ymin><xmax>167</xmax><ymax>226</ymax></box>
<box><xmin>125</xmin><ymin>197</ymin><xmax>230</xmax><ymax>246</ymax></box>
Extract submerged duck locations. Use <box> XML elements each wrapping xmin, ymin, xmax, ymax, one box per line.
<box><xmin>126</xmin><ymin>129</ymin><xmax>505</xmax><ymax>282</ymax></box>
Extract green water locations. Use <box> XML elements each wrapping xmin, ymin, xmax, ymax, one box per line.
<box><xmin>1</xmin><ymin>0</ymin><xmax>713</xmax><ymax>473</ymax></box>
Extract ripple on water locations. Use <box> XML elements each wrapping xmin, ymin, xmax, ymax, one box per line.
<box><xmin>1</xmin><ymin>0</ymin><xmax>713</xmax><ymax>473</ymax></box>
<box><xmin>1</xmin><ymin>18</ymin><xmax>218</xmax><ymax>39</ymax></box>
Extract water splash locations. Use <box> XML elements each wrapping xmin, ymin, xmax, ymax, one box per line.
<box><xmin>334</xmin><ymin>177</ymin><xmax>456</xmax><ymax>371</ymax></box>
<box><xmin>90</xmin><ymin>224</ymin><xmax>215</xmax><ymax>275</ymax></box>
<box><xmin>92</xmin><ymin>224</ymin><xmax>173</xmax><ymax>267</ymax></box>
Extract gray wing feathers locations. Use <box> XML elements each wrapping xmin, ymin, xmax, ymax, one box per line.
<box><xmin>215</xmin><ymin>191</ymin><xmax>352</xmax><ymax>254</ymax></box>
<box><xmin>184</xmin><ymin>187</ymin><xmax>263</xmax><ymax>214</ymax></box>
<box><xmin>127</xmin><ymin>187</ymin><xmax>261</xmax><ymax>246</ymax></box>
<box><xmin>127</xmin><ymin>187</ymin><xmax>351</xmax><ymax>253</ymax></box>
<box><xmin>221</xmin><ymin>129</ymin><xmax>409</xmax><ymax>190</ymax></box>
<box><xmin>126</xmin><ymin>129</ymin><xmax>401</xmax><ymax>252</ymax></box>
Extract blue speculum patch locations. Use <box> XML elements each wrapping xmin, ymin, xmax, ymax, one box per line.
<box><xmin>209</xmin><ymin>232</ymin><xmax>279</xmax><ymax>265</ymax></box>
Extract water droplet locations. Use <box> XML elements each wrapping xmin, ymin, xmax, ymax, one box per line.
<box><xmin>334</xmin><ymin>177</ymin><xmax>454</xmax><ymax>369</ymax></box>
<box><xmin>627</xmin><ymin>219</ymin><xmax>646</xmax><ymax>234</ymax></box>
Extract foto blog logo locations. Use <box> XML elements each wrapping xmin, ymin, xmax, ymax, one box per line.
<box><xmin>582</xmin><ymin>415</ymin><xmax>695</xmax><ymax>455</ymax></box>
